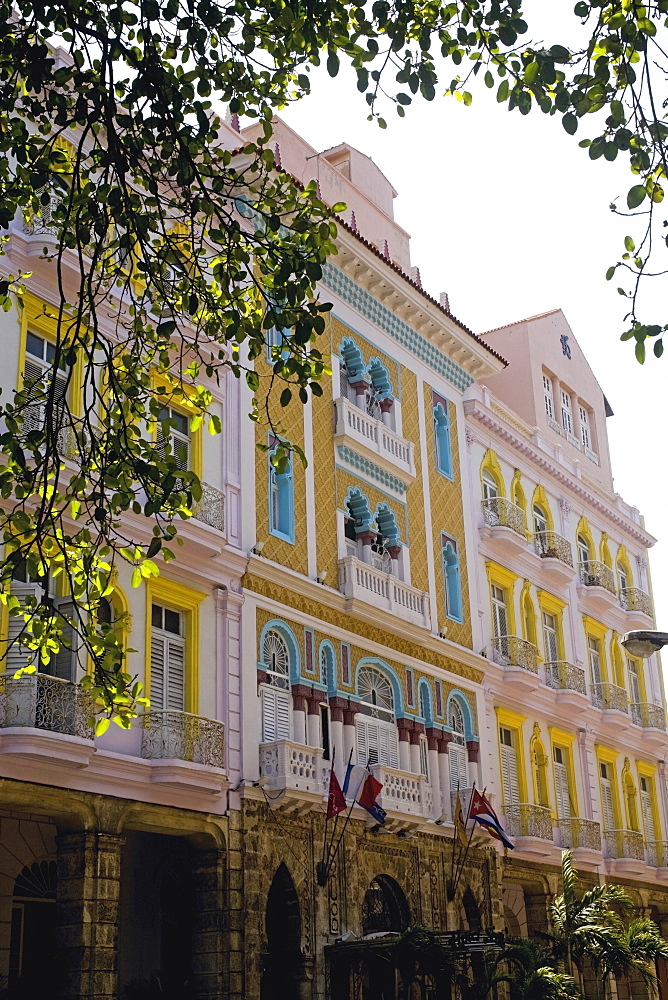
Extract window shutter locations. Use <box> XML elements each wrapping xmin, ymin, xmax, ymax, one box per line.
<box><xmin>172</xmin><ymin>434</ymin><xmax>189</xmax><ymax>474</ymax></box>
<box><xmin>492</xmin><ymin>599</ymin><xmax>507</xmax><ymax>639</ymax></box>
<box><xmin>449</xmin><ymin>743</ymin><xmax>469</xmax><ymax>793</ymax></box>
<box><xmin>355</xmin><ymin>717</ymin><xmax>368</xmax><ymax>765</ymax></box>
<box><xmin>501</xmin><ymin>744</ymin><xmax>520</xmax><ymax>806</ymax></box>
<box><xmin>50</xmin><ymin>598</ymin><xmax>78</xmax><ymax>681</ymax></box>
<box><xmin>261</xmin><ymin>687</ymin><xmax>291</xmax><ymax>742</ymax></box>
<box><xmin>419</xmin><ymin>738</ymin><xmax>429</xmax><ymax>781</ymax></box>
<box><xmin>6</xmin><ymin>584</ymin><xmax>43</xmax><ymax>675</ymax></box>
<box><xmin>641</xmin><ymin>789</ymin><xmax>656</xmax><ymax>842</ymax></box>
<box><xmin>355</xmin><ymin>717</ymin><xmax>398</xmax><ymax>768</ymax></box>
<box><xmin>150</xmin><ymin>633</ymin><xmax>167</xmax><ymax>710</ymax></box>
<box><xmin>554</xmin><ymin>760</ymin><xmax>571</xmax><ymax>820</ymax></box>
<box><xmin>166</xmin><ymin>640</ymin><xmax>185</xmax><ymax>710</ymax></box>
<box><xmin>629</xmin><ymin>663</ymin><xmax>641</xmax><ymax>705</ymax></box>
<box><xmin>601</xmin><ymin>778</ymin><xmax>615</xmax><ymax>832</ymax></box>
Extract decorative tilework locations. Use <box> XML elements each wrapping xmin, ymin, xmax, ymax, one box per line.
<box><xmin>401</xmin><ymin>369</ymin><xmax>429</xmax><ymax>595</ymax></box>
<box><xmin>312</xmin><ymin>314</ymin><xmax>340</xmax><ymax>589</ymax></box>
<box><xmin>336</xmin><ymin>447</ymin><xmax>408</xmax><ymax>496</ymax></box>
<box><xmin>322</xmin><ymin>263</ymin><xmax>475</xmax><ymax>392</ymax></box>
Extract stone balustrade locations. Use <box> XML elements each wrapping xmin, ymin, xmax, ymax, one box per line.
<box><xmin>369</xmin><ymin>763</ymin><xmax>432</xmax><ymax>820</ymax></box>
<box><xmin>481</xmin><ymin>497</ymin><xmax>526</xmax><ymax>537</ymax></box>
<box><xmin>646</xmin><ymin>841</ymin><xmax>668</xmax><ymax>868</ymax></box>
<box><xmin>544</xmin><ymin>661</ymin><xmax>587</xmax><ymax>695</ymax></box>
<box><xmin>592</xmin><ymin>682</ymin><xmax>628</xmax><ymax>713</ymax></box>
<box><xmin>1</xmin><ymin>672</ymin><xmax>94</xmax><ymax>740</ymax></box>
<box><xmin>558</xmin><ymin>817</ymin><xmax>602</xmax><ymax>852</ymax></box>
<box><xmin>334</xmin><ymin>397</ymin><xmax>415</xmax><ymax>478</ymax></box>
<box><xmin>579</xmin><ymin>560</ymin><xmax>617</xmax><ymax>595</ymax></box>
<box><xmin>504</xmin><ymin>804</ymin><xmax>553</xmax><ymax>840</ymax></box>
<box><xmin>619</xmin><ymin>587</ymin><xmax>653</xmax><ymax>617</ymax></box>
<box><xmin>631</xmin><ymin>702</ymin><xmax>667</xmax><ymax>730</ymax></box>
<box><xmin>141</xmin><ymin>710</ymin><xmax>225</xmax><ymax>767</ymax></box>
<box><xmin>491</xmin><ymin>636</ymin><xmax>539</xmax><ymax>672</ymax></box>
<box><xmin>259</xmin><ymin>740</ymin><xmax>324</xmax><ymax>795</ymax></box>
<box><xmin>534</xmin><ymin>530</ymin><xmax>573</xmax><ymax>566</ymax></box>
<box><xmin>338</xmin><ymin>555</ymin><xmax>430</xmax><ymax>628</ymax></box>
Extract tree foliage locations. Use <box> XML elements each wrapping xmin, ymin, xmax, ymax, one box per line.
<box><xmin>2</xmin><ymin>0</ymin><xmax>668</xmax><ymax>724</ymax></box>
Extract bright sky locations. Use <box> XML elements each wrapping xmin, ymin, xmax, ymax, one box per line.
<box><xmin>280</xmin><ymin>47</ymin><xmax>668</xmax><ymax>666</ymax></box>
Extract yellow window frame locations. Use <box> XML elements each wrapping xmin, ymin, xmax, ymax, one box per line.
<box><xmin>548</xmin><ymin>727</ymin><xmax>579</xmax><ymax>819</ymax></box>
<box><xmin>18</xmin><ymin>291</ymin><xmax>85</xmax><ymax>419</ymax></box>
<box><xmin>486</xmin><ymin>561</ymin><xmax>518</xmax><ymax>636</ymax></box>
<box><xmin>583</xmin><ymin>616</ymin><xmax>610</xmax><ymax>683</ymax></box>
<box><xmin>480</xmin><ymin>448</ymin><xmax>505</xmax><ymax>497</ymax></box>
<box><xmin>637</xmin><ymin>761</ymin><xmax>663</xmax><ymax>842</ymax></box>
<box><xmin>530</xmin><ymin>484</ymin><xmax>554</xmax><ymax>533</ymax></box>
<box><xmin>495</xmin><ymin>706</ymin><xmax>528</xmax><ymax>803</ymax></box>
<box><xmin>144</xmin><ymin>577</ymin><xmax>206</xmax><ymax>714</ymax></box>
<box><xmin>595</xmin><ymin>745</ymin><xmax>621</xmax><ymax>829</ymax></box>
<box><xmin>537</xmin><ymin>590</ymin><xmax>566</xmax><ymax>661</ymax></box>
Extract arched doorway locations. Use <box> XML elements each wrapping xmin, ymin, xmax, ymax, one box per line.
<box><xmin>9</xmin><ymin>861</ymin><xmax>58</xmax><ymax>997</ymax></box>
<box><xmin>261</xmin><ymin>863</ymin><xmax>303</xmax><ymax>1000</ymax></box>
<box><xmin>362</xmin><ymin>874</ymin><xmax>410</xmax><ymax>936</ymax></box>
<box><xmin>460</xmin><ymin>887</ymin><xmax>481</xmax><ymax>932</ymax></box>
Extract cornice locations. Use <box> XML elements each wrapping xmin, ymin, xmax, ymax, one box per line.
<box><xmin>465</xmin><ymin>399</ymin><xmax>655</xmax><ymax>549</ymax></box>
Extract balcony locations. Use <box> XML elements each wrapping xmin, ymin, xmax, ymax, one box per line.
<box><xmin>141</xmin><ymin>710</ymin><xmax>226</xmax><ymax>793</ymax></box>
<box><xmin>619</xmin><ymin>586</ymin><xmax>654</xmax><ymax>624</ymax></box>
<box><xmin>544</xmin><ymin>661</ymin><xmax>587</xmax><ymax>706</ymax></box>
<box><xmin>557</xmin><ymin>817</ymin><xmax>602</xmax><ymax>854</ymax></box>
<box><xmin>605</xmin><ymin>829</ymin><xmax>646</xmax><ymax>873</ymax></box>
<box><xmin>646</xmin><ymin>841</ymin><xmax>668</xmax><ymax>869</ymax></box>
<box><xmin>505</xmin><ymin>804</ymin><xmax>554</xmax><ymax>856</ymax></box>
<box><xmin>369</xmin><ymin>763</ymin><xmax>432</xmax><ymax>829</ymax></box>
<box><xmin>192</xmin><ymin>482</ymin><xmax>225</xmax><ymax>533</ymax></box>
<box><xmin>480</xmin><ymin>498</ymin><xmax>527</xmax><ymax>556</ymax></box>
<box><xmin>338</xmin><ymin>555</ymin><xmax>431</xmax><ymax>629</ymax></box>
<box><xmin>334</xmin><ymin>397</ymin><xmax>416</xmax><ymax>481</ymax></box>
<box><xmin>491</xmin><ymin>636</ymin><xmax>539</xmax><ymax>691</ymax></box>
<box><xmin>259</xmin><ymin>740</ymin><xmax>325</xmax><ymax>806</ymax></box>
<box><xmin>578</xmin><ymin>560</ymin><xmax>617</xmax><ymax>612</ymax></box>
<box><xmin>0</xmin><ymin>672</ymin><xmax>95</xmax><ymax>768</ymax></box>
<box><xmin>533</xmin><ymin>531</ymin><xmax>575</xmax><ymax>585</ymax></box>
<box><xmin>592</xmin><ymin>682</ymin><xmax>628</xmax><ymax>714</ymax></box>
<box><xmin>630</xmin><ymin>702</ymin><xmax>667</xmax><ymax>747</ymax></box>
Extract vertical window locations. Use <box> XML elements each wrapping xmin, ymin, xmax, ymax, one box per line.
<box><xmin>560</xmin><ymin>390</ymin><xmax>573</xmax><ymax>435</ymax></box>
<box><xmin>533</xmin><ymin>504</ymin><xmax>548</xmax><ymax>537</ymax></box>
<box><xmin>640</xmin><ymin>776</ymin><xmax>657</xmax><ymax>843</ymax></box>
<box><xmin>269</xmin><ymin>450</ymin><xmax>294</xmax><ymax>543</ymax></box>
<box><xmin>588</xmin><ymin>637</ymin><xmax>602</xmax><ymax>687</ymax></box>
<box><xmin>157</xmin><ymin>406</ymin><xmax>190</xmax><ymax>477</ymax></box>
<box><xmin>491</xmin><ymin>585</ymin><xmax>508</xmax><ymax>638</ymax></box>
<box><xmin>577</xmin><ymin>535</ymin><xmax>591</xmax><ymax>568</ymax></box>
<box><xmin>599</xmin><ymin>762</ymin><xmax>615</xmax><ymax>832</ymax></box>
<box><xmin>320</xmin><ymin>703</ymin><xmax>331</xmax><ymax>760</ymax></box>
<box><xmin>448</xmin><ymin>700</ymin><xmax>469</xmax><ymax>792</ymax></box>
<box><xmin>628</xmin><ymin>658</ymin><xmax>642</xmax><ymax>706</ymax></box>
<box><xmin>542</xmin><ymin>374</ymin><xmax>554</xmax><ymax>419</ymax></box>
<box><xmin>419</xmin><ymin>736</ymin><xmax>429</xmax><ymax>781</ymax></box>
<box><xmin>482</xmin><ymin>472</ymin><xmax>498</xmax><ymax>501</ymax></box>
<box><xmin>542</xmin><ymin>612</ymin><xmax>559</xmax><ymax>663</ymax></box>
<box><xmin>433</xmin><ymin>401</ymin><xmax>452</xmax><ymax>479</ymax></box>
<box><xmin>617</xmin><ymin>562</ymin><xmax>628</xmax><ymax>592</ymax></box>
<box><xmin>23</xmin><ymin>331</ymin><xmax>69</xmax><ymax>431</ymax></box>
<box><xmin>150</xmin><ymin>603</ymin><xmax>185</xmax><ymax>710</ymax></box>
<box><xmin>261</xmin><ymin>629</ymin><xmax>291</xmax><ymax>742</ymax></box>
<box><xmin>553</xmin><ymin>746</ymin><xmax>571</xmax><ymax>820</ymax></box>
<box><xmin>356</xmin><ymin>666</ymin><xmax>399</xmax><ymax>767</ymax></box>
<box><xmin>442</xmin><ymin>537</ymin><xmax>463</xmax><ymax>623</ymax></box>
<box><xmin>499</xmin><ymin>727</ymin><xmax>520</xmax><ymax>807</ymax></box>
<box><xmin>579</xmin><ymin>405</ymin><xmax>591</xmax><ymax>450</ymax></box>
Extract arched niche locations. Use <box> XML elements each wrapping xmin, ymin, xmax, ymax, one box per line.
<box><xmin>362</xmin><ymin>874</ymin><xmax>410</xmax><ymax>936</ymax></box>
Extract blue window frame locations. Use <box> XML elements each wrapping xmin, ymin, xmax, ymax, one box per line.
<box><xmin>442</xmin><ymin>534</ymin><xmax>463</xmax><ymax>623</ymax></box>
<box><xmin>269</xmin><ymin>450</ymin><xmax>295</xmax><ymax>543</ymax></box>
<box><xmin>433</xmin><ymin>398</ymin><xmax>453</xmax><ymax>480</ymax></box>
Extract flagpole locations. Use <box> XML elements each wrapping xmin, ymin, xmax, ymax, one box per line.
<box><xmin>317</xmin><ymin>746</ymin><xmax>337</xmax><ymax>886</ymax></box>
<box><xmin>453</xmin><ymin>784</ymin><xmax>484</xmax><ymax>896</ymax></box>
<box><xmin>323</xmin><ymin>754</ymin><xmax>370</xmax><ymax>880</ymax></box>
<box><xmin>324</xmin><ymin>748</ymin><xmax>352</xmax><ymax>871</ymax></box>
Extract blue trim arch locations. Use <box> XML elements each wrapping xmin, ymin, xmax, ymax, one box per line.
<box><xmin>376</xmin><ymin>503</ymin><xmax>400</xmax><ymax>546</ymax></box>
<box><xmin>259</xmin><ymin>619</ymin><xmax>301</xmax><ymax>685</ymax></box>
<box><xmin>340</xmin><ymin>338</ymin><xmax>366</xmax><ymax>381</ymax></box>
<box><xmin>354</xmin><ymin>657</ymin><xmax>405</xmax><ymax>718</ymax></box>
<box><xmin>318</xmin><ymin>640</ymin><xmax>338</xmax><ymax>695</ymax></box>
<box><xmin>445</xmin><ymin>690</ymin><xmax>476</xmax><ymax>741</ymax></box>
<box><xmin>345</xmin><ymin>486</ymin><xmax>375</xmax><ymax>533</ymax></box>
<box><xmin>417</xmin><ymin>679</ymin><xmax>434</xmax><ymax>726</ymax></box>
<box><xmin>433</xmin><ymin>401</ymin><xmax>453</xmax><ymax>480</ymax></box>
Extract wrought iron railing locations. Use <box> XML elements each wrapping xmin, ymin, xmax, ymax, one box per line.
<box><xmin>491</xmin><ymin>636</ymin><xmax>539</xmax><ymax>672</ymax></box>
<box><xmin>544</xmin><ymin>661</ymin><xmax>587</xmax><ymax>695</ymax></box>
<box><xmin>141</xmin><ymin>710</ymin><xmax>225</xmax><ymax>768</ymax></box>
<box><xmin>646</xmin><ymin>841</ymin><xmax>668</xmax><ymax>867</ymax></box>
<box><xmin>604</xmin><ymin>828</ymin><xmax>645</xmax><ymax>861</ymax></box>
<box><xmin>619</xmin><ymin>587</ymin><xmax>653</xmax><ymax>617</ymax></box>
<box><xmin>481</xmin><ymin>497</ymin><xmax>526</xmax><ymax>537</ymax></box>
<box><xmin>558</xmin><ymin>817</ymin><xmax>602</xmax><ymax>852</ymax></box>
<box><xmin>192</xmin><ymin>482</ymin><xmax>225</xmax><ymax>533</ymax></box>
<box><xmin>534</xmin><ymin>530</ymin><xmax>573</xmax><ymax>567</ymax></box>
<box><xmin>630</xmin><ymin>702</ymin><xmax>667</xmax><ymax>730</ymax></box>
<box><xmin>592</xmin><ymin>682</ymin><xmax>628</xmax><ymax>713</ymax></box>
<box><xmin>504</xmin><ymin>804</ymin><xmax>553</xmax><ymax>840</ymax></box>
<box><xmin>1</xmin><ymin>672</ymin><xmax>94</xmax><ymax>740</ymax></box>
<box><xmin>578</xmin><ymin>560</ymin><xmax>617</xmax><ymax>595</ymax></box>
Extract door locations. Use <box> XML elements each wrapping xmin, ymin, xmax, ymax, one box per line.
<box><xmin>491</xmin><ymin>586</ymin><xmax>508</xmax><ymax>639</ymax></box>
<box><xmin>553</xmin><ymin>747</ymin><xmax>571</xmax><ymax>820</ymax></box>
<box><xmin>500</xmin><ymin>728</ymin><xmax>520</xmax><ymax>807</ymax></box>
<box><xmin>542</xmin><ymin>612</ymin><xmax>559</xmax><ymax>664</ymax></box>
<box><xmin>640</xmin><ymin>777</ymin><xmax>656</xmax><ymax>844</ymax></box>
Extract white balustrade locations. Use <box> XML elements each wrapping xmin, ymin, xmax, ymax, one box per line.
<box><xmin>334</xmin><ymin>397</ymin><xmax>415</xmax><ymax>478</ymax></box>
<box><xmin>369</xmin><ymin>763</ymin><xmax>432</xmax><ymax>820</ymax></box>
<box><xmin>259</xmin><ymin>739</ymin><xmax>324</xmax><ymax>795</ymax></box>
<box><xmin>338</xmin><ymin>555</ymin><xmax>430</xmax><ymax>628</ymax></box>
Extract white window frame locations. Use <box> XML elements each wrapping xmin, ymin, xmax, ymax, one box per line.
<box><xmin>491</xmin><ymin>585</ymin><xmax>508</xmax><ymax>639</ymax></box>
<box><xmin>543</xmin><ymin>374</ymin><xmax>554</xmax><ymax>419</ymax></box>
<box><xmin>560</xmin><ymin>389</ymin><xmax>573</xmax><ymax>435</ymax></box>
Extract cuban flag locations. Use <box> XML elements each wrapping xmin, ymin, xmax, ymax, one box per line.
<box><xmin>469</xmin><ymin>789</ymin><xmax>514</xmax><ymax>850</ymax></box>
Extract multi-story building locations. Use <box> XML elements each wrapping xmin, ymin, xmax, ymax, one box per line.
<box><xmin>0</xmin><ymin>107</ymin><xmax>666</xmax><ymax>1000</ymax></box>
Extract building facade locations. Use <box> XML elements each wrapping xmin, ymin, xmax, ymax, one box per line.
<box><xmin>0</xmin><ymin>111</ymin><xmax>666</xmax><ymax>1000</ymax></box>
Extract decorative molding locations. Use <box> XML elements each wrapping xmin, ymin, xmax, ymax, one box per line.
<box><xmin>336</xmin><ymin>446</ymin><xmax>408</xmax><ymax>496</ymax></box>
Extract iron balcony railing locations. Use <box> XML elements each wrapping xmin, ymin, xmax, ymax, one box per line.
<box><xmin>578</xmin><ymin>560</ymin><xmax>617</xmax><ymax>595</ymax></box>
<box><xmin>192</xmin><ymin>482</ymin><xmax>225</xmax><ymax>533</ymax></box>
<box><xmin>544</xmin><ymin>661</ymin><xmax>587</xmax><ymax>695</ymax></box>
<box><xmin>592</xmin><ymin>682</ymin><xmax>628</xmax><ymax>713</ymax></box>
<box><xmin>630</xmin><ymin>702</ymin><xmax>667</xmax><ymax>730</ymax></box>
<box><xmin>604</xmin><ymin>829</ymin><xmax>645</xmax><ymax>861</ymax></box>
<box><xmin>619</xmin><ymin>587</ymin><xmax>653</xmax><ymax>617</ymax></box>
<box><xmin>504</xmin><ymin>804</ymin><xmax>553</xmax><ymax>840</ymax></box>
<box><xmin>491</xmin><ymin>636</ymin><xmax>539</xmax><ymax>672</ymax></box>
<box><xmin>558</xmin><ymin>817</ymin><xmax>602</xmax><ymax>852</ymax></box>
<box><xmin>141</xmin><ymin>710</ymin><xmax>225</xmax><ymax>768</ymax></box>
<box><xmin>481</xmin><ymin>497</ymin><xmax>526</xmax><ymax>537</ymax></box>
<box><xmin>534</xmin><ymin>530</ymin><xmax>573</xmax><ymax>567</ymax></box>
<box><xmin>0</xmin><ymin>672</ymin><xmax>94</xmax><ymax>740</ymax></box>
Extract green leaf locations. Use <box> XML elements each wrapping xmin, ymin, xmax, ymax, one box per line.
<box><xmin>606</xmin><ymin>266</ymin><xmax>616</xmax><ymax>280</ymax></box>
<box><xmin>327</xmin><ymin>52</ymin><xmax>340</xmax><ymax>77</ymax></box>
<box><xmin>497</xmin><ymin>79</ymin><xmax>509</xmax><ymax>103</ymax></box>
<box><xmin>654</xmin><ymin>339</ymin><xmax>664</xmax><ymax>358</ymax></box>
<box><xmin>562</xmin><ymin>113</ymin><xmax>578</xmax><ymax>135</ymax></box>
<box><xmin>95</xmin><ymin>717</ymin><xmax>111</xmax><ymax>737</ymax></box>
<box><xmin>635</xmin><ymin>340</ymin><xmax>646</xmax><ymax>364</ymax></box>
<box><xmin>627</xmin><ymin>185</ymin><xmax>647</xmax><ymax>209</ymax></box>
<box><xmin>624</xmin><ymin>236</ymin><xmax>635</xmax><ymax>252</ymax></box>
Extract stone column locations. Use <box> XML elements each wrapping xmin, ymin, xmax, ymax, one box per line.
<box><xmin>467</xmin><ymin>740</ymin><xmax>481</xmax><ymax>786</ymax></box>
<box><xmin>306</xmin><ymin>691</ymin><xmax>321</xmax><ymax>748</ymax></box>
<box><xmin>426</xmin><ymin>728</ymin><xmax>442</xmax><ymax>820</ymax></box>
<box><xmin>397</xmin><ymin>718</ymin><xmax>412</xmax><ymax>772</ymax></box>
<box><xmin>352</xmin><ymin>379</ymin><xmax>369</xmax><ymax>410</ymax></box>
<box><xmin>357</xmin><ymin>529</ymin><xmax>376</xmax><ymax>565</ymax></box>
<box><xmin>387</xmin><ymin>544</ymin><xmax>401</xmax><ymax>578</ymax></box>
<box><xmin>214</xmin><ymin>585</ymin><xmax>244</xmax><ymax>784</ymax></box>
<box><xmin>291</xmin><ymin>685</ymin><xmax>309</xmax><ymax>746</ymax></box>
<box><xmin>439</xmin><ymin>734</ymin><xmax>453</xmax><ymax>821</ymax></box>
<box><xmin>343</xmin><ymin>701</ymin><xmax>360</xmax><ymax>765</ymax></box>
<box><xmin>329</xmin><ymin>697</ymin><xmax>346</xmax><ymax>778</ymax></box>
<box><xmin>191</xmin><ymin>847</ymin><xmax>226</xmax><ymax>1000</ymax></box>
<box><xmin>410</xmin><ymin>722</ymin><xmax>424</xmax><ymax>775</ymax></box>
<box><xmin>379</xmin><ymin>397</ymin><xmax>393</xmax><ymax>427</ymax></box>
<box><xmin>56</xmin><ymin>831</ymin><xmax>123</xmax><ymax>1000</ymax></box>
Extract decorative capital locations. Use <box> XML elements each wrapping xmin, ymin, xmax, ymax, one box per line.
<box><xmin>465</xmin><ymin>427</ymin><xmax>475</xmax><ymax>448</ymax></box>
<box><xmin>558</xmin><ymin>497</ymin><xmax>571</xmax><ymax>516</ymax></box>
<box><xmin>466</xmin><ymin>739</ymin><xmax>480</xmax><ymax>762</ymax></box>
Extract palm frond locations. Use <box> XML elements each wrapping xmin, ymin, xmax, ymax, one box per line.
<box><xmin>560</xmin><ymin>849</ymin><xmax>578</xmax><ymax>917</ymax></box>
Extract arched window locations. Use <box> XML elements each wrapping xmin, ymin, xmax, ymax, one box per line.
<box><xmin>356</xmin><ymin>665</ymin><xmax>399</xmax><ymax>767</ymax></box>
<box><xmin>373</xmin><ymin>504</ymin><xmax>400</xmax><ymax>575</ymax></box>
<box><xmin>269</xmin><ymin>449</ymin><xmax>294</xmax><ymax>543</ymax></box>
<box><xmin>577</xmin><ymin>534</ymin><xmax>591</xmax><ymax>568</ymax></box>
<box><xmin>448</xmin><ymin>699</ymin><xmax>469</xmax><ymax>793</ymax></box>
<box><xmin>533</xmin><ymin>504</ymin><xmax>548</xmax><ymax>537</ymax></box>
<box><xmin>261</xmin><ymin>628</ymin><xmax>291</xmax><ymax>743</ymax></box>
<box><xmin>361</xmin><ymin>875</ymin><xmax>410</xmax><ymax>936</ymax></box>
<box><xmin>482</xmin><ymin>471</ymin><xmax>499</xmax><ymax>501</ymax></box>
<box><xmin>617</xmin><ymin>560</ymin><xmax>629</xmax><ymax>592</ymax></box>
<box><xmin>433</xmin><ymin>401</ymin><xmax>452</xmax><ymax>479</ymax></box>
<box><xmin>442</xmin><ymin>537</ymin><xmax>463</xmax><ymax>623</ymax></box>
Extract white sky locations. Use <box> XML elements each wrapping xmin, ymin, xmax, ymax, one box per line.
<box><xmin>280</xmin><ymin>52</ymin><xmax>668</xmax><ymax>660</ymax></box>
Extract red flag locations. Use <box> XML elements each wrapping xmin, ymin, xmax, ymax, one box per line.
<box><xmin>358</xmin><ymin>773</ymin><xmax>386</xmax><ymax>824</ymax></box>
<box><xmin>326</xmin><ymin>766</ymin><xmax>346</xmax><ymax>819</ymax></box>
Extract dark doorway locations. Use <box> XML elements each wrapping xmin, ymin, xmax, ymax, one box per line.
<box><xmin>8</xmin><ymin>861</ymin><xmax>58</xmax><ymax>999</ymax></box>
<box><xmin>261</xmin><ymin>863</ymin><xmax>303</xmax><ymax>1000</ymax></box>
<box><xmin>362</xmin><ymin>874</ymin><xmax>410</xmax><ymax>936</ymax></box>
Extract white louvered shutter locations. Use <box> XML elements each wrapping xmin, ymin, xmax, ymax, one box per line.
<box><xmin>554</xmin><ymin>759</ymin><xmax>571</xmax><ymax>820</ymax></box>
<box><xmin>150</xmin><ymin>630</ymin><xmax>185</xmax><ymax>711</ymax></box>
<box><xmin>6</xmin><ymin>583</ymin><xmax>43</xmax><ymax>674</ymax></box>
<box><xmin>601</xmin><ymin>776</ymin><xmax>615</xmax><ymax>832</ymax></box>
<box><xmin>22</xmin><ymin>357</ymin><xmax>47</xmax><ymax>431</ymax></box>
<box><xmin>501</xmin><ymin>743</ymin><xmax>520</xmax><ymax>807</ymax></box>
<box><xmin>261</xmin><ymin>687</ymin><xmax>291</xmax><ymax>742</ymax></box>
<box><xmin>49</xmin><ymin>598</ymin><xmax>78</xmax><ymax>681</ymax></box>
<box><xmin>641</xmin><ymin>783</ymin><xmax>656</xmax><ymax>843</ymax></box>
<box><xmin>449</xmin><ymin>743</ymin><xmax>469</xmax><ymax>793</ymax></box>
<box><xmin>543</xmin><ymin>614</ymin><xmax>559</xmax><ymax>663</ymax></box>
<box><xmin>355</xmin><ymin>717</ymin><xmax>399</xmax><ymax>768</ymax></box>
<box><xmin>166</xmin><ymin>639</ymin><xmax>185</xmax><ymax>709</ymax></box>
<box><xmin>150</xmin><ymin>632</ymin><xmax>166</xmax><ymax>710</ymax></box>
<box><xmin>491</xmin><ymin>587</ymin><xmax>507</xmax><ymax>639</ymax></box>
<box><xmin>628</xmin><ymin>660</ymin><xmax>642</xmax><ymax>705</ymax></box>
<box><xmin>419</xmin><ymin>737</ymin><xmax>429</xmax><ymax>781</ymax></box>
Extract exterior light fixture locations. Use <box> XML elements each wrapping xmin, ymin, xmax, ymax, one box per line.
<box><xmin>621</xmin><ymin>630</ymin><xmax>668</xmax><ymax>659</ymax></box>
<box><xmin>251</xmin><ymin>540</ymin><xmax>265</xmax><ymax>555</ymax></box>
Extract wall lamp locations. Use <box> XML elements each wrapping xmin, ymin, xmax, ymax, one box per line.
<box><xmin>251</xmin><ymin>540</ymin><xmax>265</xmax><ymax>555</ymax></box>
<box><xmin>622</xmin><ymin>630</ymin><xmax>668</xmax><ymax>659</ymax></box>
